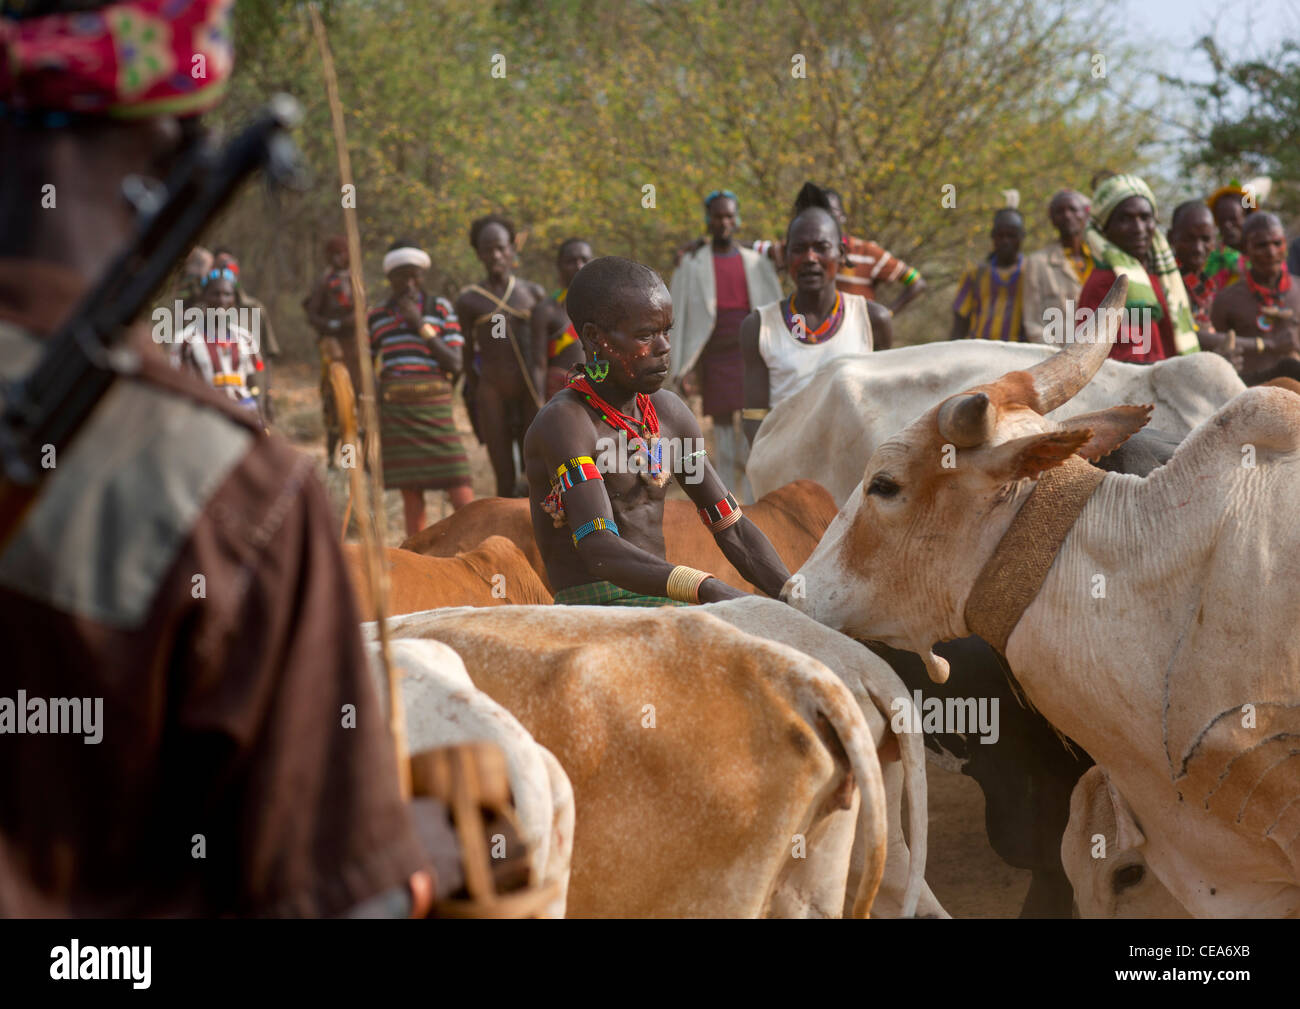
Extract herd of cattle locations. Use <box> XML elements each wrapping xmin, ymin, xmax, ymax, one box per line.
<box><xmin>350</xmin><ymin>283</ymin><xmax>1300</xmax><ymax>917</ymax></box>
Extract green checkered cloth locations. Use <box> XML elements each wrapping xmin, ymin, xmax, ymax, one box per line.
<box><xmin>553</xmin><ymin>580</ymin><xmax>688</xmax><ymax>607</ymax></box>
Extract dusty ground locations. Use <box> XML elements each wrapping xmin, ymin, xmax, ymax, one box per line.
<box><xmin>269</xmin><ymin>357</ymin><xmax>1033</xmax><ymax>918</ymax></box>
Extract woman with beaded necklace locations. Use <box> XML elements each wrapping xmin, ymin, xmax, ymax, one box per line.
<box><xmin>740</xmin><ymin>182</ymin><xmax>874</xmax><ymax>445</ymax></box>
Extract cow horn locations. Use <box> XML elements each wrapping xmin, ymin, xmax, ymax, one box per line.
<box><xmin>937</xmin><ymin>391</ymin><xmax>996</xmax><ymax>448</ymax></box>
<box><xmin>1024</xmin><ymin>275</ymin><xmax>1128</xmax><ymax>414</ymax></box>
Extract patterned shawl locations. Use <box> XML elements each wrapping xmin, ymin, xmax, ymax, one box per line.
<box><xmin>1085</xmin><ymin>174</ymin><xmax>1198</xmax><ymax>355</ymax></box>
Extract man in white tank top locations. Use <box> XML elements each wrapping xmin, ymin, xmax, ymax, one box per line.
<box><xmin>740</xmin><ymin>183</ymin><xmax>876</xmax><ymax>445</ymax></box>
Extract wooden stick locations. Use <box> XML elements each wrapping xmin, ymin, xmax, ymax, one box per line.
<box><xmin>310</xmin><ymin>4</ymin><xmax>410</xmax><ymax>799</ymax></box>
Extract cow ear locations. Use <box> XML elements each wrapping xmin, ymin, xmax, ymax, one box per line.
<box><xmin>1106</xmin><ymin>776</ymin><xmax>1147</xmax><ymax>851</ymax></box>
<box><xmin>1055</xmin><ymin>404</ymin><xmax>1153</xmax><ymax>463</ymax></box>
<box><xmin>983</xmin><ymin>429</ymin><xmax>1093</xmax><ymax>484</ymax></box>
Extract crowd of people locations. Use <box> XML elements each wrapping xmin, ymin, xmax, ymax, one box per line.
<box><xmin>6</xmin><ymin>0</ymin><xmax>1297</xmax><ymax>922</ymax></box>
<box><xmin>210</xmin><ymin>169</ymin><xmax>1289</xmax><ymax>538</ymax></box>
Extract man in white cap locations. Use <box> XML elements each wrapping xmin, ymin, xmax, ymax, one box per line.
<box><xmin>369</xmin><ymin>238</ymin><xmax>473</xmax><ymax>535</ymax></box>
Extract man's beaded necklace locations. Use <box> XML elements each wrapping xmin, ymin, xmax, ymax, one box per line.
<box><xmin>567</xmin><ymin>374</ymin><xmax>668</xmax><ymax>485</ymax></box>
<box><xmin>783</xmin><ymin>289</ymin><xmax>845</xmax><ymax>344</ymax></box>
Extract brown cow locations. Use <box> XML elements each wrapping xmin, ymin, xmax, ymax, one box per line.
<box><xmin>401</xmin><ymin>479</ymin><xmax>839</xmax><ymax>593</ymax></box>
<box><xmin>343</xmin><ymin>536</ymin><xmax>553</xmax><ymax>619</ymax></box>
<box><xmin>1263</xmin><ymin>376</ymin><xmax>1300</xmax><ymax>396</ymax></box>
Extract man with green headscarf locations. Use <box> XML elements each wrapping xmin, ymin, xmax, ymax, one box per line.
<box><xmin>1077</xmin><ymin>174</ymin><xmax>1198</xmax><ymax>364</ymax></box>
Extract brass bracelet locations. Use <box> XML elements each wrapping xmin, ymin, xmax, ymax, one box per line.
<box><xmin>666</xmin><ymin>565</ymin><xmax>711</xmax><ymax>604</ymax></box>
<box><xmin>1256</xmin><ymin>337</ymin><xmax>1266</xmax><ymax>355</ymax></box>
<box><xmin>740</xmin><ymin>407</ymin><xmax>770</xmax><ymax>421</ymax></box>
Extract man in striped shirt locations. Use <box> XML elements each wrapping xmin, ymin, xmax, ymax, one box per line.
<box><xmin>823</xmin><ymin>189</ymin><xmax>927</xmax><ymax>316</ymax></box>
<box><xmin>950</xmin><ymin>209</ymin><xmax>1026</xmax><ymax>342</ymax></box>
<box><xmin>369</xmin><ymin>241</ymin><xmax>473</xmax><ymax>535</ymax></box>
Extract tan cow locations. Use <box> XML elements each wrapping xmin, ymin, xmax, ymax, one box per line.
<box><xmin>343</xmin><ymin>537</ymin><xmax>553</xmax><ymax>618</ymax></box>
<box><xmin>1062</xmin><ymin>766</ymin><xmax>1189</xmax><ymax>918</ymax></box>
<box><xmin>400</xmin><ymin>480</ymin><xmax>839</xmax><ymax>594</ymax></box>
<box><xmin>370</xmin><ymin>604</ymin><xmax>891</xmax><ymax>918</ymax></box>
<box><xmin>791</xmin><ymin>276</ymin><xmax>1300</xmax><ymax>917</ymax></box>
<box><xmin>703</xmin><ymin>597</ymin><xmax>942</xmax><ymax>918</ymax></box>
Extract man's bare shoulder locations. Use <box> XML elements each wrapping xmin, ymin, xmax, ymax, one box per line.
<box><xmin>524</xmin><ymin>390</ymin><xmax>593</xmax><ymax>453</ymax></box>
<box><xmin>648</xmin><ymin>387</ymin><xmax>698</xmax><ymax>429</ymax></box>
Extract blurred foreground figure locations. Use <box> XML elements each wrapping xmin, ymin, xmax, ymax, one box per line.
<box><xmin>0</xmin><ymin>0</ymin><xmax>427</xmax><ymax>916</ymax></box>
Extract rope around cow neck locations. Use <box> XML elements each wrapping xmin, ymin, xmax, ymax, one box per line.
<box><xmin>964</xmin><ymin>455</ymin><xmax>1105</xmax><ymax>655</ymax></box>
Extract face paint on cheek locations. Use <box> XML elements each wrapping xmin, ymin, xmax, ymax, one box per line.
<box><xmin>606</xmin><ymin>346</ymin><xmax>638</xmax><ymax>370</ymax></box>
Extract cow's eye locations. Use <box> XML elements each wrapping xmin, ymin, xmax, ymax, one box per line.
<box><xmin>1112</xmin><ymin>863</ymin><xmax>1145</xmax><ymax>893</ymax></box>
<box><xmin>867</xmin><ymin>474</ymin><xmax>900</xmax><ymax>498</ymax></box>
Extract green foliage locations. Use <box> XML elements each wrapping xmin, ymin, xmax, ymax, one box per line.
<box><xmin>1176</xmin><ymin>36</ymin><xmax>1300</xmax><ymax>219</ymax></box>
<box><xmin>206</xmin><ymin>0</ymin><xmax>1155</xmax><ymax>354</ymax></box>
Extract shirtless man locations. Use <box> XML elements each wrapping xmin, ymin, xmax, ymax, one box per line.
<box><xmin>1210</xmin><ymin>212</ymin><xmax>1300</xmax><ymax>384</ymax></box>
<box><xmin>529</xmin><ymin>237</ymin><xmax>593</xmax><ymax>400</ymax></box>
<box><xmin>525</xmin><ymin>256</ymin><xmax>789</xmax><ymax>606</ymax></box>
<box><xmin>456</xmin><ymin>214</ymin><xmax>547</xmax><ymax>497</ymax></box>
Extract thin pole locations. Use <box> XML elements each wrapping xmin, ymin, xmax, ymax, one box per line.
<box><xmin>309</xmin><ymin>4</ymin><xmax>410</xmax><ymax>799</ymax></box>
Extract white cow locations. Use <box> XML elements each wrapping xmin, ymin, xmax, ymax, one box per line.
<box><xmin>791</xmin><ymin>278</ymin><xmax>1300</xmax><ymax>917</ymax></box>
<box><xmin>748</xmin><ymin>342</ymin><xmax>1245</xmax><ymax>505</ymax></box>
<box><xmin>1062</xmin><ymin>766</ymin><xmax>1190</xmax><ymax>918</ymax></box>
<box><xmin>366</xmin><ymin>638</ymin><xmax>575</xmax><ymax>918</ymax></box>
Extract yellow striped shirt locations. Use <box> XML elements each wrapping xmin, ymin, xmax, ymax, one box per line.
<box><xmin>953</xmin><ymin>256</ymin><xmax>1025</xmax><ymax>342</ymax></box>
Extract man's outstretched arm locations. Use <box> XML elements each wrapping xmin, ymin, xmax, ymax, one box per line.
<box><xmin>659</xmin><ymin>393</ymin><xmax>790</xmax><ymax>598</ymax></box>
<box><xmin>530</xmin><ymin>405</ymin><xmax>744</xmax><ymax>603</ymax></box>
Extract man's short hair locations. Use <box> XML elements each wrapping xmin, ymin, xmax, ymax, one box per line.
<box><xmin>1170</xmin><ymin>200</ymin><xmax>1214</xmax><ymax>232</ymax></box>
<box><xmin>992</xmin><ymin>208</ymin><xmax>1024</xmax><ymax>230</ymax></box>
<box><xmin>1048</xmin><ymin>189</ymin><xmax>1086</xmax><ymax>212</ymax></box>
<box><xmin>469</xmin><ymin>213</ymin><xmax>515</xmax><ymax>249</ymax></box>
<box><xmin>1242</xmin><ymin>211</ymin><xmax>1284</xmax><ymax>243</ymax></box>
<box><xmin>556</xmin><ymin>237</ymin><xmax>590</xmax><ymax>261</ymax></box>
<box><xmin>565</xmin><ymin>256</ymin><xmax>663</xmax><ymax>337</ymax></box>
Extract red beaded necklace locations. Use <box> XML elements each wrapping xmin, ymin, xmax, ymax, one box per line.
<box><xmin>566</xmin><ymin>373</ymin><xmax>666</xmax><ymax>483</ymax></box>
<box><xmin>1245</xmin><ymin>265</ymin><xmax>1292</xmax><ymax>308</ymax></box>
<box><xmin>1246</xmin><ymin>266</ymin><xmax>1293</xmax><ymax>332</ymax></box>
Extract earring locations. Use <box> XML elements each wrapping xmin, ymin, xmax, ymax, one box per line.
<box><xmin>584</xmin><ymin>358</ymin><xmax>610</xmax><ymax>382</ymax></box>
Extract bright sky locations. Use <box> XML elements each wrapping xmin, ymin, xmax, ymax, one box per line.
<box><xmin>1102</xmin><ymin>0</ymin><xmax>1298</xmax><ymax>198</ymax></box>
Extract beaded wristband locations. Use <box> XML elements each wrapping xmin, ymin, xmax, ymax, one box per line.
<box><xmin>571</xmin><ymin>517</ymin><xmax>619</xmax><ymax>548</ymax></box>
<box><xmin>666</xmin><ymin>565</ymin><xmax>712</xmax><ymax>604</ymax></box>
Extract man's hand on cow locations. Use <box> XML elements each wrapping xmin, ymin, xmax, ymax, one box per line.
<box><xmin>697</xmin><ymin>577</ymin><xmax>747</xmax><ymax>603</ymax></box>
<box><xmin>679</xmin><ymin>370</ymin><xmax>700</xmax><ymax>398</ymax></box>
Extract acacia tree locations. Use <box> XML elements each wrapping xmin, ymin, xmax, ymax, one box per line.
<box><xmin>1176</xmin><ymin>36</ymin><xmax>1300</xmax><ymax>220</ymax></box>
<box><xmin>207</xmin><ymin>0</ymin><xmax>1155</xmax><ymax>354</ymax></box>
